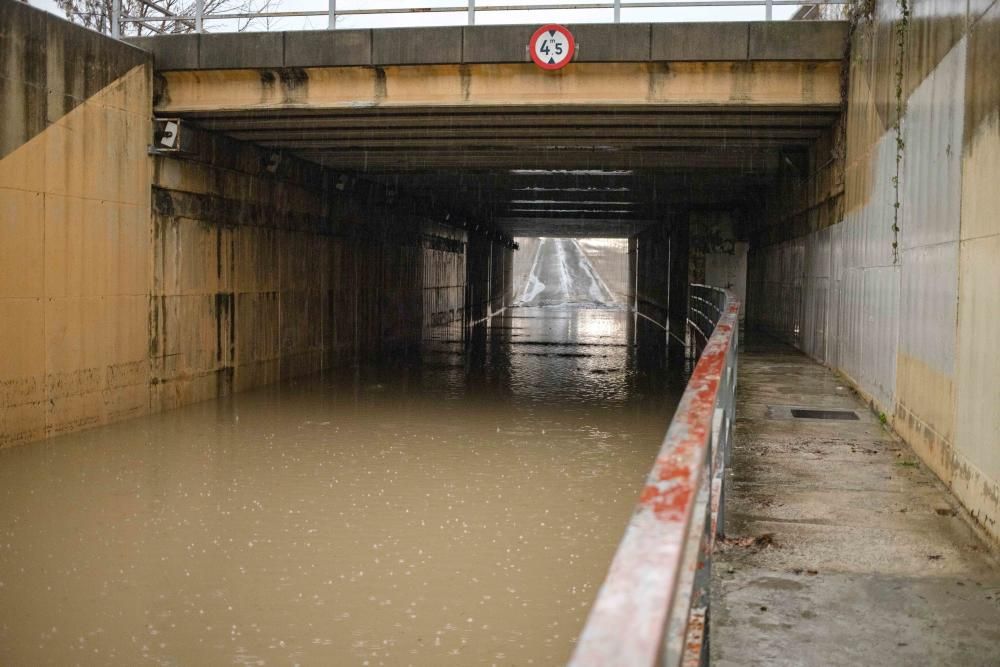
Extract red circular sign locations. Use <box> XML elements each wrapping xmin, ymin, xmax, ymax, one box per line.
<box><xmin>530</xmin><ymin>24</ymin><xmax>575</xmax><ymax>71</ymax></box>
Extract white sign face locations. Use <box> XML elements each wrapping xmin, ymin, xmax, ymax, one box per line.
<box><xmin>530</xmin><ymin>25</ymin><xmax>575</xmax><ymax>71</ymax></box>
<box><xmin>160</xmin><ymin>121</ymin><xmax>179</xmax><ymax>149</ymax></box>
<box><xmin>153</xmin><ymin>118</ymin><xmax>182</xmax><ymax>152</ymax></box>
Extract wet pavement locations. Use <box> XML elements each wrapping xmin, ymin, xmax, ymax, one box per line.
<box><xmin>0</xmin><ymin>307</ymin><xmax>682</xmax><ymax>666</ymax></box>
<box><xmin>712</xmin><ymin>336</ymin><xmax>1000</xmax><ymax>666</ymax></box>
<box><xmin>514</xmin><ymin>238</ymin><xmax>619</xmax><ymax>308</ymax></box>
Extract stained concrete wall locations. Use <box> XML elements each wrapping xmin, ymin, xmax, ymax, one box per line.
<box><xmin>1</xmin><ymin>3</ymin><xmax>506</xmax><ymax>447</ymax></box>
<box><xmin>0</xmin><ymin>1</ymin><xmax>152</xmax><ymax>446</ymax></box>
<box><xmin>149</xmin><ymin>126</ymin><xmax>483</xmax><ymax>410</ymax></box>
<box><xmin>150</xmin><ymin>127</ymin><xmax>336</xmax><ymax>408</ymax></box>
<box><xmin>749</xmin><ymin>1</ymin><xmax>1000</xmax><ymax>542</ymax></box>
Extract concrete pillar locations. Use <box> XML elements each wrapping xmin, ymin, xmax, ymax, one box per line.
<box><xmin>667</xmin><ymin>211</ymin><xmax>690</xmax><ymax>366</ymax></box>
<box><xmin>630</xmin><ymin>223</ymin><xmax>669</xmax><ymax>369</ymax></box>
<box><xmin>627</xmin><ymin>236</ymin><xmax>638</xmax><ymax>312</ymax></box>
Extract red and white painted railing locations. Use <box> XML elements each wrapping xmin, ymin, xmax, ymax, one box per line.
<box><xmin>570</xmin><ymin>284</ymin><xmax>739</xmax><ymax>667</ymax></box>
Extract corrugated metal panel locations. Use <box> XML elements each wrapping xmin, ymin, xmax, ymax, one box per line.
<box><xmin>956</xmin><ymin>237</ymin><xmax>1000</xmax><ymax>481</ymax></box>
<box><xmin>827</xmin><ymin>222</ymin><xmax>843</xmax><ymax>367</ymax></box>
<box><xmin>861</xmin><ymin>134</ymin><xmax>898</xmax><ymax>269</ymax></box>
<box><xmin>899</xmin><ymin>242</ymin><xmax>958</xmax><ymax>375</ymax></box>
<box><xmin>838</xmin><ymin>267</ymin><xmax>864</xmax><ymax>385</ymax></box>
<box><xmin>841</xmin><ymin>207</ymin><xmax>862</xmax><ymax>270</ymax></box>
<box><xmin>799</xmin><ymin>228</ymin><xmax>831</xmax><ymax>362</ymax></box>
<box><xmin>802</xmin><ymin>277</ymin><xmax>816</xmax><ymax>358</ymax></box>
<box><xmin>791</xmin><ymin>238</ymin><xmax>805</xmax><ymax>345</ymax></box>
<box><xmin>812</xmin><ymin>226</ymin><xmax>832</xmax><ymax>278</ymax></box>
<box><xmin>860</xmin><ymin>265</ymin><xmax>900</xmax><ymax>410</ymax></box>
<box><xmin>810</xmin><ymin>278</ymin><xmax>829</xmax><ymax>362</ymax></box>
<box><xmin>765</xmin><ymin>245</ymin><xmax>781</xmax><ymax>283</ymax></box>
<box><xmin>900</xmin><ymin>39</ymin><xmax>966</xmax><ymax>250</ymax></box>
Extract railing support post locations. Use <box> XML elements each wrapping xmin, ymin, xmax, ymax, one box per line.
<box><xmin>468</xmin><ymin>0</ymin><xmax>475</xmax><ymax>25</ymax></box>
<box><xmin>613</xmin><ymin>0</ymin><xmax>621</xmax><ymax>23</ymax></box>
<box><xmin>195</xmin><ymin>0</ymin><xmax>204</xmax><ymax>32</ymax></box>
<box><xmin>765</xmin><ymin>0</ymin><xmax>773</xmax><ymax>20</ymax></box>
<box><xmin>328</xmin><ymin>0</ymin><xmax>337</xmax><ymax>29</ymax></box>
<box><xmin>111</xmin><ymin>0</ymin><xmax>121</xmax><ymax>38</ymax></box>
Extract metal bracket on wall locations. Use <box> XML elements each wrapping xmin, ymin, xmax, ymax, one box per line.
<box><xmin>148</xmin><ymin>117</ymin><xmax>189</xmax><ymax>156</ymax></box>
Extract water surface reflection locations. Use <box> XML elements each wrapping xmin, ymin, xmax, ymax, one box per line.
<box><xmin>0</xmin><ymin>307</ymin><xmax>682</xmax><ymax>666</ymax></box>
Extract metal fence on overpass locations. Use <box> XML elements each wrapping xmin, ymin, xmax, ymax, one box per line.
<box><xmin>108</xmin><ymin>1</ymin><xmax>848</xmax><ymax>38</ymax></box>
<box><xmin>570</xmin><ymin>284</ymin><xmax>739</xmax><ymax>666</ymax></box>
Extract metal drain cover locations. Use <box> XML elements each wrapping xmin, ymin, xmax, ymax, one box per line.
<box><xmin>767</xmin><ymin>405</ymin><xmax>861</xmax><ymax>421</ymax></box>
<box><xmin>790</xmin><ymin>408</ymin><xmax>859</xmax><ymax>421</ymax></box>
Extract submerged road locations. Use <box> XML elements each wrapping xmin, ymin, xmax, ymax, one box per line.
<box><xmin>516</xmin><ymin>238</ymin><xmax>618</xmax><ymax>308</ymax></box>
<box><xmin>0</xmin><ymin>306</ymin><xmax>682</xmax><ymax>666</ymax></box>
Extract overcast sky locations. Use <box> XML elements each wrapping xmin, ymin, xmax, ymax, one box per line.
<box><xmin>27</xmin><ymin>0</ymin><xmax>804</xmax><ymax>32</ymax></box>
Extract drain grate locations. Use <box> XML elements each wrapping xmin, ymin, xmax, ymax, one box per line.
<box><xmin>790</xmin><ymin>408</ymin><xmax>860</xmax><ymax>421</ymax></box>
<box><xmin>767</xmin><ymin>405</ymin><xmax>862</xmax><ymax>421</ymax></box>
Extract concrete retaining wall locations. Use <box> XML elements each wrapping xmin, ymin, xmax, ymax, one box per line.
<box><xmin>749</xmin><ymin>0</ymin><xmax>1000</xmax><ymax>542</ymax></box>
<box><xmin>0</xmin><ymin>2</ymin><xmax>152</xmax><ymax>446</ymax></box>
<box><xmin>1</xmin><ymin>4</ymin><xmax>505</xmax><ymax>447</ymax></box>
<box><xmin>153</xmin><ymin>128</ymin><xmax>333</xmax><ymax>407</ymax></box>
<box><xmin>147</xmin><ymin>125</ymin><xmax>482</xmax><ymax>412</ymax></box>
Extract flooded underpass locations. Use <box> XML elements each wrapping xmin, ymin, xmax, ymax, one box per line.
<box><xmin>0</xmin><ymin>243</ymin><xmax>683</xmax><ymax>666</ymax></box>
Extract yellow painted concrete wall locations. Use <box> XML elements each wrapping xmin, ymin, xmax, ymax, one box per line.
<box><xmin>1</xmin><ymin>3</ymin><xmax>497</xmax><ymax>447</ymax></box>
<box><xmin>0</xmin><ymin>3</ymin><xmax>153</xmax><ymax>446</ymax></box>
<box><xmin>750</xmin><ymin>0</ymin><xmax>1000</xmax><ymax>542</ymax></box>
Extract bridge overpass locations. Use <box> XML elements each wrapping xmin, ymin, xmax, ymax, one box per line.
<box><xmin>1</xmin><ymin>1</ymin><xmax>999</xmax><ymax>665</ymax></box>
<box><xmin>133</xmin><ymin>21</ymin><xmax>844</xmax><ymax>237</ymax></box>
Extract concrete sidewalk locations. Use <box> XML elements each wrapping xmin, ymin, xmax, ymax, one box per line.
<box><xmin>711</xmin><ymin>337</ymin><xmax>1000</xmax><ymax>666</ymax></box>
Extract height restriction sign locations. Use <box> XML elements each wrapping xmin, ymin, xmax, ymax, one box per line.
<box><xmin>530</xmin><ymin>24</ymin><xmax>575</xmax><ymax>71</ymax></box>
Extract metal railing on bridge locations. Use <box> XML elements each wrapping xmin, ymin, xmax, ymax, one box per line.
<box><xmin>108</xmin><ymin>1</ymin><xmax>848</xmax><ymax>38</ymax></box>
<box><xmin>569</xmin><ymin>284</ymin><xmax>739</xmax><ymax>667</ymax></box>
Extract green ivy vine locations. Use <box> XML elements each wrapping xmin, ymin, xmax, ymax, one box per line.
<box><xmin>891</xmin><ymin>0</ymin><xmax>910</xmax><ymax>264</ymax></box>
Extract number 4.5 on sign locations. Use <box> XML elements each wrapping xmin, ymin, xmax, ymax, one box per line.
<box><xmin>529</xmin><ymin>25</ymin><xmax>575</xmax><ymax>71</ymax></box>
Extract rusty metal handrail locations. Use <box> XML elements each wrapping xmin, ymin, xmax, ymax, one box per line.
<box><xmin>570</xmin><ymin>284</ymin><xmax>739</xmax><ymax>667</ymax></box>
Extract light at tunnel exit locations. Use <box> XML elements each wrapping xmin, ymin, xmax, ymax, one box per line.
<box><xmin>512</xmin><ymin>237</ymin><xmax>629</xmax><ymax>309</ymax></box>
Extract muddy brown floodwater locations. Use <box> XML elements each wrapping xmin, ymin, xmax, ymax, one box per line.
<box><xmin>0</xmin><ymin>306</ymin><xmax>682</xmax><ymax>666</ymax></box>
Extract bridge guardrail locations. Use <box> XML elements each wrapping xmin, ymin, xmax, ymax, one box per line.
<box><xmin>569</xmin><ymin>283</ymin><xmax>739</xmax><ymax>667</ymax></box>
<box><xmin>107</xmin><ymin>1</ymin><xmax>848</xmax><ymax>38</ymax></box>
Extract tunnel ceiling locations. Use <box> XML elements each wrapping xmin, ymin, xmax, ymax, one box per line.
<box><xmin>191</xmin><ymin>104</ymin><xmax>839</xmax><ymax>237</ymax></box>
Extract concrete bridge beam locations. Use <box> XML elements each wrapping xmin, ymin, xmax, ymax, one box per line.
<box><xmin>129</xmin><ymin>22</ymin><xmax>848</xmax><ymax>70</ymax></box>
